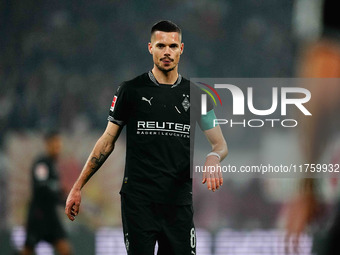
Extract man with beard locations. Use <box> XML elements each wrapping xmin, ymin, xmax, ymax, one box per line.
<box><xmin>65</xmin><ymin>20</ymin><xmax>227</xmax><ymax>255</ymax></box>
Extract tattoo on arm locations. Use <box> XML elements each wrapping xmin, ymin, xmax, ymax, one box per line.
<box><xmin>106</xmin><ymin>132</ymin><xmax>115</xmax><ymax>138</ymax></box>
<box><xmin>84</xmin><ymin>152</ymin><xmax>109</xmax><ymax>184</ymax></box>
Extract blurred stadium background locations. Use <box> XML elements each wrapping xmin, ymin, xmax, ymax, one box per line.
<box><xmin>1</xmin><ymin>0</ymin><xmax>339</xmax><ymax>254</ymax></box>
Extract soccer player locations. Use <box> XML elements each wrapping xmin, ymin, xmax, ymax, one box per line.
<box><xmin>65</xmin><ymin>20</ymin><xmax>228</xmax><ymax>255</ymax></box>
<box><xmin>21</xmin><ymin>131</ymin><xmax>72</xmax><ymax>255</ymax></box>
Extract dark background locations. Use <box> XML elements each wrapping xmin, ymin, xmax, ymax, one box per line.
<box><xmin>1</xmin><ymin>0</ymin><xmax>328</xmax><ymax>254</ymax></box>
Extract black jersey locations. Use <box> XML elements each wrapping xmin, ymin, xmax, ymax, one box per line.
<box><xmin>30</xmin><ymin>155</ymin><xmax>62</xmax><ymax>210</ymax></box>
<box><xmin>108</xmin><ymin>72</ymin><xmax>211</xmax><ymax>205</ymax></box>
<box><xmin>25</xmin><ymin>156</ymin><xmax>66</xmax><ymax>246</ymax></box>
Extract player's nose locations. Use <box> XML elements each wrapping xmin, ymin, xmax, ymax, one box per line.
<box><xmin>164</xmin><ymin>46</ymin><xmax>171</xmax><ymax>55</ymax></box>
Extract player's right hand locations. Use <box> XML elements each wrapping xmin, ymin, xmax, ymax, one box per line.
<box><xmin>65</xmin><ymin>187</ymin><xmax>81</xmax><ymax>221</ymax></box>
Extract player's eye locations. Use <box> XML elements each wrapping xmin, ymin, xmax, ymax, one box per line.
<box><xmin>157</xmin><ymin>44</ymin><xmax>165</xmax><ymax>49</ymax></box>
<box><xmin>170</xmin><ymin>44</ymin><xmax>178</xmax><ymax>48</ymax></box>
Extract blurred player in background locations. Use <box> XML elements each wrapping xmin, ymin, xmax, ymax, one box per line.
<box><xmin>286</xmin><ymin>0</ymin><xmax>340</xmax><ymax>254</ymax></box>
<box><xmin>21</xmin><ymin>131</ymin><xmax>72</xmax><ymax>255</ymax></box>
<box><xmin>65</xmin><ymin>20</ymin><xmax>227</xmax><ymax>255</ymax></box>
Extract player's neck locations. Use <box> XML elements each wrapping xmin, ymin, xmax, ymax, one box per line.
<box><xmin>151</xmin><ymin>66</ymin><xmax>179</xmax><ymax>85</ymax></box>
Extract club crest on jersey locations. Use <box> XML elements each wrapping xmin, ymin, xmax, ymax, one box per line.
<box><xmin>110</xmin><ymin>96</ymin><xmax>117</xmax><ymax>111</ymax></box>
<box><xmin>182</xmin><ymin>96</ymin><xmax>190</xmax><ymax>111</ymax></box>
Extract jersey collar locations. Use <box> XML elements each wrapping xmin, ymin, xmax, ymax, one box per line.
<box><xmin>148</xmin><ymin>71</ymin><xmax>182</xmax><ymax>88</ymax></box>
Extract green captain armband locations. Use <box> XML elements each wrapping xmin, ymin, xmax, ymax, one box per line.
<box><xmin>200</xmin><ymin>109</ymin><xmax>217</xmax><ymax>131</ymax></box>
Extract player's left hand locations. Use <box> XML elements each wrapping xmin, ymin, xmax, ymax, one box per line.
<box><xmin>202</xmin><ymin>155</ymin><xmax>223</xmax><ymax>192</ymax></box>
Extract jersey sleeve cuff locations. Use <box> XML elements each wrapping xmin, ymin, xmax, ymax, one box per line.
<box><xmin>200</xmin><ymin>109</ymin><xmax>217</xmax><ymax>131</ymax></box>
<box><xmin>108</xmin><ymin>116</ymin><xmax>125</xmax><ymax>126</ymax></box>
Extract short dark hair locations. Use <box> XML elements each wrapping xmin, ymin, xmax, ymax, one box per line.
<box><xmin>44</xmin><ymin>130</ymin><xmax>60</xmax><ymax>141</ymax></box>
<box><xmin>151</xmin><ymin>20</ymin><xmax>181</xmax><ymax>39</ymax></box>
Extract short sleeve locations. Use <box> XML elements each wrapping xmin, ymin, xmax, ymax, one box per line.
<box><xmin>108</xmin><ymin>82</ymin><xmax>129</xmax><ymax>126</ymax></box>
<box><xmin>197</xmin><ymin>95</ymin><xmax>214</xmax><ymax>130</ymax></box>
<box><xmin>191</xmin><ymin>83</ymin><xmax>215</xmax><ymax>130</ymax></box>
<box><xmin>205</xmin><ymin>91</ymin><xmax>214</xmax><ymax>113</ymax></box>
<box><xmin>200</xmin><ymin>109</ymin><xmax>217</xmax><ymax>130</ymax></box>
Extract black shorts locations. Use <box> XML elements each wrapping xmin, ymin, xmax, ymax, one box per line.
<box><xmin>121</xmin><ymin>193</ymin><xmax>196</xmax><ymax>255</ymax></box>
<box><xmin>25</xmin><ymin>206</ymin><xmax>66</xmax><ymax>248</ymax></box>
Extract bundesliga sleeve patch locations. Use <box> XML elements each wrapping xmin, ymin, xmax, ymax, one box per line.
<box><xmin>110</xmin><ymin>96</ymin><xmax>118</xmax><ymax>111</ymax></box>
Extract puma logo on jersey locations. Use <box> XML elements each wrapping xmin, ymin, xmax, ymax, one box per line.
<box><xmin>142</xmin><ymin>97</ymin><xmax>153</xmax><ymax>105</ymax></box>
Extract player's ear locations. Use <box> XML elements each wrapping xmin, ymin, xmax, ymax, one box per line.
<box><xmin>148</xmin><ymin>42</ymin><xmax>153</xmax><ymax>55</ymax></box>
<box><xmin>180</xmin><ymin>43</ymin><xmax>184</xmax><ymax>55</ymax></box>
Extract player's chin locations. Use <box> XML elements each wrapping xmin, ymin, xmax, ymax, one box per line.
<box><xmin>161</xmin><ymin>65</ymin><xmax>176</xmax><ymax>73</ymax></box>
<box><xmin>156</xmin><ymin>63</ymin><xmax>174</xmax><ymax>72</ymax></box>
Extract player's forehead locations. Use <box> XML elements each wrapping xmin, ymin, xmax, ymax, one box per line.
<box><xmin>151</xmin><ymin>31</ymin><xmax>181</xmax><ymax>44</ymax></box>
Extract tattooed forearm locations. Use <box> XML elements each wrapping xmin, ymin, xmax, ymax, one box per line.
<box><xmin>83</xmin><ymin>152</ymin><xmax>109</xmax><ymax>184</ymax></box>
<box><xmin>72</xmin><ymin>123</ymin><xmax>121</xmax><ymax>191</ymax></box>
<box><xmin>91</xmin><ymin>152</ymin><xmax>109</xmax><ymax>171</ymax></box>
